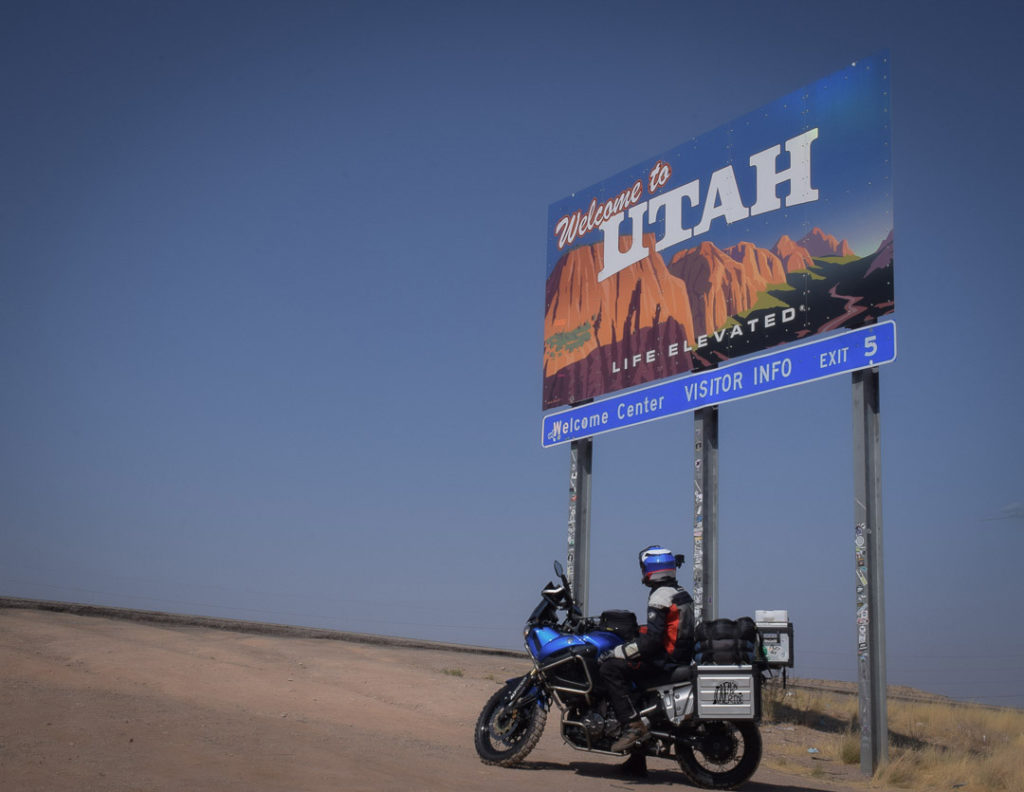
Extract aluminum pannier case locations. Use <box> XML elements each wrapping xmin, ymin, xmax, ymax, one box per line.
<box><xmin>695</xmin><ymin>665</ymin><xmax>760</xmax><ymax>720</ymax></box>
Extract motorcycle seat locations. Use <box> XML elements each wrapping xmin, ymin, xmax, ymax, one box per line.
<box><xmin>645</xmin><ymin>663</ymin><xmax>694</xmax><ymax>687</ymax></box>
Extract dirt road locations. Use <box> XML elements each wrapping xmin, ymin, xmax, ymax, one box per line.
<box><xmin>1</xmin><ymin>606</ymin><xmax>877</xmax><ymax>792</ymax></box>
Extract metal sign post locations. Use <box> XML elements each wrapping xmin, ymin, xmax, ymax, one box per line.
<box><xmin>693</xmin><ymin>406</ymin><xmax>719</xmax><ymax>623</ymax></box>
<box><xmin>567</xmin><ymin>437</ymin><xmax>593</xmax><ymax>615</ymax></box>
<box><xmin>852</xmin><ymin>368</ymin><xmax>888</xmax><ymax>774</ymax></box>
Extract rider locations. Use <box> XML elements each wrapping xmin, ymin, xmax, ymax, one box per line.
<box><xmin>599</xmin><ymin>545</ymin><xmax>695</xmax><ymax>753</ymax></box>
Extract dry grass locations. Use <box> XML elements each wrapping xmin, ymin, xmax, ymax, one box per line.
<box><xmin>762</xmin><ymin>678</ymin><xmax>1024</xmax><ymax>790</ymax></box>
<box><xmin>877</xmin><ymin>701</ymin><xmax>1024</xmax><ymax>790</ymax></box>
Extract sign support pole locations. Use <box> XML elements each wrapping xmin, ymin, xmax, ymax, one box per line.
<box><xmin>852</xmin><ymin>368</ymin><xmax>888</xmax><ymax>774</ymax></box>
<box><xmin>567</xmin><ymin>437</ymin><xmax>593</xmax><ymax>616</ymax></box>
<box><xmin>693</xmin><ymin>406</ymin><xmax>719</xmax><ymax>623</ymax></box>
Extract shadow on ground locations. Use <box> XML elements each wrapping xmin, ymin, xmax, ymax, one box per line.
<box><xmin>511</xmin><ymin>758</ymin><xmax>848</xmax><ymax>791</ymax></box>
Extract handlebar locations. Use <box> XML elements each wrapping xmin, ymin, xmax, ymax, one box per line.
<box><xmin>568</xmin><ymin>615</ymin><xmax>597</xmax><ymax>634</ymax></box>
<box><xmin>531</xmin><ymin>562</ymin><xmax>607</xmax><ymax>635</ymax></box>
<box><xmin>530</xmin><ymin>567</ymin><xmax>594</xmax><ymax>633</ymax></box>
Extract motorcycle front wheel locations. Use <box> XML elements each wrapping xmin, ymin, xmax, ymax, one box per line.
<box><xmin>676</xmin><ymin>719</ymin><xmax>762</xmax><ymax>789</ymax></box>
<box><xmin>474</xmin><ymin>679</ymin><xmax>547</xmax><ymax>766</ymax></box>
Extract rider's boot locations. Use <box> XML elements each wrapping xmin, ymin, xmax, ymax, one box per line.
<box><xmin>610</xmin><ymin>719</ymin><xmax>649</xmax><ymax>753</ymax></box>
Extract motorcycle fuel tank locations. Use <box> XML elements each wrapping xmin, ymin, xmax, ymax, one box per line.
<box><xmin>527</xmin><ymin>627</ymin><xmax>623</xmax><ymax>660</ymax></box>
<box><xmin>583</xmin><ymin>630</ymin><xmax>623</xmax><ymax>654</ymax></box>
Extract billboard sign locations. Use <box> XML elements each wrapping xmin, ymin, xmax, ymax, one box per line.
<box><xmin>542</xmin><ymin>321</ymin><xmax>896</xmax><ymax>447</ymax></box>
<box><xmin>544</xmin><ymin>52</ymin><xmax>894</xmax><ymax>409</ymax></box>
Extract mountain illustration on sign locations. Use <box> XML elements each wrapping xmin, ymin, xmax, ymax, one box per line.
<box><xmin>543</xmin><ymin>227</ymin><xmax>894</xmax><ymax>409</ymax></box>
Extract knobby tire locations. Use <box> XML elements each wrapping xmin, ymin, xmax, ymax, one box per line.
<box><xmin>676</xmin><ymin>719</ymin><xmax>762</xmax><ymax>789</ymax></box>
<box><xmin>473</xmin><ymin>680</ymin><xmax>547</xmax><ymax>767</ymax></box>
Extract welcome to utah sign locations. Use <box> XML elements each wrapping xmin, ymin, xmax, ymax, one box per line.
<box><xmin>543</xmin><ymin>53</ymin><xmax>894</xmax><ymax>409</ymax></box>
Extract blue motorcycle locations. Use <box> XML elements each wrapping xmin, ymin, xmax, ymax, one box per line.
<box><xmin>474</xmin><ymin>562</ymin><xmax>770</xmax><ymax>789</ymax></box>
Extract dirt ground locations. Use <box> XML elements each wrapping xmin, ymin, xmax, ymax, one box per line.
<box><xmin>1</xmin><ymin>606</ymin><xmax>885</xmax><ymax>792</ymax></box>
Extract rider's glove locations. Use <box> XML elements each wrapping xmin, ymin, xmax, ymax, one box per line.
<box><xmin>600</xmin><ymin>641</ymin><xmax>640</xmax><ymax>662</ymax></box>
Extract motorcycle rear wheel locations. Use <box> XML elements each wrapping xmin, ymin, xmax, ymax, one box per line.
<box><xmin>676</xmin><ymin>719</ymin><xmax>762</xmax><ymax>789</ymax></box>
<box><xmin>474</xmin><ymin>680</ymin><xmax>547</xmax><ymax>766</ymax></box>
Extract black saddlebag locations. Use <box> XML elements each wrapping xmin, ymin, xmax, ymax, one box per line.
<box><xmin>694</xmin><ymin>617</ymin><xmax>759</xmax><ymax>664</ymax></box>
<box><xmin>598</xmin><ymin>609</ymin><xmax>638</xmax><ymax>640</ymax></box>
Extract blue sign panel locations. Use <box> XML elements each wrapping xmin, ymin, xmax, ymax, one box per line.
<box><xmin>541</xmin><ymin>321</ymin><xmax>896</xmax><ymax>447</ymax></box>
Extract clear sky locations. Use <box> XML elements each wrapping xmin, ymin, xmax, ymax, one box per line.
<box><xmin>2</xmin><ymin>1</ymin><xmax>1022</xmax><ymax>707</ymax></box>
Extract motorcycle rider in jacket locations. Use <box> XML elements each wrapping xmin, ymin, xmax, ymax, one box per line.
<box><xmin>599</xmin><ymin>545</ymin><xmax>695</xmax><ymax>754</ymax></box>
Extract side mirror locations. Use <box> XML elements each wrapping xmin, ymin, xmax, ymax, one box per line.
<box><xmin>554</xmin><ymin>560</ymin><xmax>564</xmax><ymax>578</ymax></box>
<box><xmin>674</xmin><ymin>554</ymin><xmax>685</xmax><ymax>568</ymax></box>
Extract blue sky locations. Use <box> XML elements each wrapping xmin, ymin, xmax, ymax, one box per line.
<box><xmin>2</xmin><ymin>1</ymin><xmax>1022</xmax><ymax>707</ymax></box>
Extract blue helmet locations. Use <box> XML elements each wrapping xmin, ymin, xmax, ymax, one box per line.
<box><xmin>639</xmin><ymin>545</ymin><xmax>680</xmax><ymax>585</ymax></box>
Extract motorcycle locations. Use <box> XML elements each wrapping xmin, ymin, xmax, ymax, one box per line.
<box><xmin>474</xmin><ymin>561</ymin><xmax>784</xmax><ymax>789</ymax></box>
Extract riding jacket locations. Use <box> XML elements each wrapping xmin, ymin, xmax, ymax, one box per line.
<box><xmin>634</xmin><ymin>581</ymin><xmax>695</xmax><ymax>665</ymax></box>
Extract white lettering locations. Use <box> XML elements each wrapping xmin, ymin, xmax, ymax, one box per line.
<box><xmin>820</xmin><ymin>346</ymin><xmax>849</xmax><ymax>368</ymax></box>
<box><xmin>648</xmin><ymin>160</ymin><xmax>671</xmax><ymax>192</ymax></box>
<box><xmin>683</xmin><ymin>371</ymin><xmax>744</xmax><ymax>402</ymax></box>
<box><xmin>617</xmin><ymin>395</ymin><xmax>666</xmax><ymax>420</ymax></box>
<box><xmin>649</xmin><ymin>180</ymin><xmax>700</xmax><ymax>252</ymax></box>
<box><xmin>748</xmin><ymin>128</ymin><xmax>819</xmax><ymax>216</ymax></box>
<box><xmin>693</xmin><ymin>165</ymin><xmax>749</xmax><ymax>236</ymax></box>
<box><xmin>554</xmin><ymin>180</ymin><xmax>645</xmax><ymax>250</ymax></box>
<box><xmin>590</xmin><ymin>130</ymin><xmax>820</xmax><ymax>280</ymax></box>
<box><xmin>599</xmin><ymin>204</ymin><xmax>648</xmax><ymax>282</ymax></box>
<box><xmin>754</xmin><ymin>357</ymin><xmax>793</xmax><ymax>385</ymax></box>
<box><xmin>566</xmin><ymin>412</ymin><xmax>610</xmax><ymax>434</ymax></box>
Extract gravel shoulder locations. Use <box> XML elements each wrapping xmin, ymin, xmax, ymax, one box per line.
<box><xmin>1</xmin><ymin>604</ymin><xmax>883</xmax><ymax>792</ymax></box>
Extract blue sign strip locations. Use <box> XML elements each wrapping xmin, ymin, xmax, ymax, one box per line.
<box><xmin>541</xmin><ymin>321</ymin><xmax>896</xmax><ymax>447</ymax></box>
